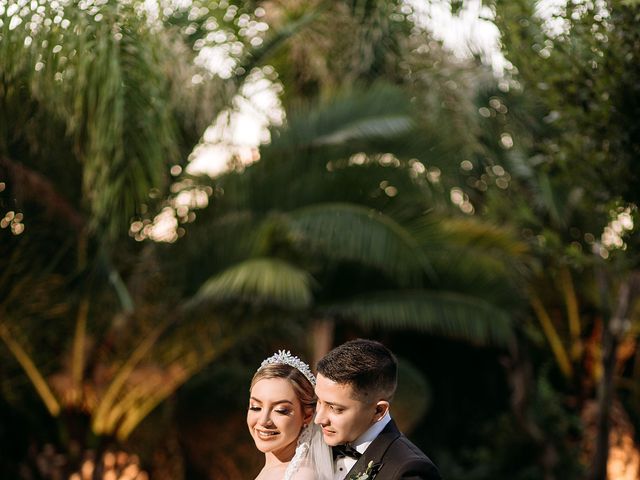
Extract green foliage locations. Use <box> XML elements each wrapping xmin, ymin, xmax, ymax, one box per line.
<box><xmin>327</xmin><ymin>290</ymin><xmax>512</xmax><ymax>345</ymax></box>
<box><xmin>266</xmin><ymin>0</ymin><xmax>414</xmax><ymax>101</ymax></box>
<box><xmin>1</xmin><ymin>1</ymin><xmax>181</xmax><ymax>238</ymax></box>
<box><xmin>173</xmin><ymin>79</ymin><xmax>520</xmax><ymax>349</ymax></box>
<box><xmin>466</xmin><ymin>1</ymin><xmax>640</xmax><ymax>476</ymax></box>
<box><xmin>0</xmin><ymin>0</ymin><xmax>297</xmax><ymax>453</ymax></box>
<box><xmin>491</xmin><ymin>0</ymin><xmax>640</xmax><ymax>225</ymax></box>
<box><xmin>482</xmin><ymin>0</ymin><xmax>640</xmax><ymax>341</ymax></box>
<box><xmin>7</xmin><ymin>0</ymin><xmax>619</xmax><ymax>476</ymax></box>
<box><xmin>288</xmin><ymin>203</ymin><xmax>430</xmax><ymax>286</ymax></box>
<box><xmin>438</xmin><ymin>367</ymin><xmax>584</xmax><ymax>480</ymax></box>
<box><xmin>193</xmin><ymin>257</ymin><xmax>315</xmax><ymax>310</ymax></box>
<box><xmin>261</xmin><ymin>84</ymin><xmax>416</xmax><ymax>170</ymax></box>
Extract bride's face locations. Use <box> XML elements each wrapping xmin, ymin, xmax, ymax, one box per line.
<box><xmin>247</xmin><ymin>377</ymin><xmax>308</xmax><ymax>459</ymax></box>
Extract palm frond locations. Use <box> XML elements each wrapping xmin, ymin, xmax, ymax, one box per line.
<box><xmin>407</xmin><ymin>215</ymin><xmax>530</xmax><ymax>307</ymax></box>
<box><xmin>434</xmin><ymin>217</ymin><xmax>531</xmax><ymax>258</ymax></box>
<box><xmin>189</xmin><ymin>257</ymin><xmax>315</xmax><ymax>310</ymax></box>
<box><xmin>167</xmin><ymin>210</ymin><xmax>259</xmax><ymax>295</ymax></box>
<box><xmin>112</xmin><ymin>311</ymin><xmax>272</xmax><ymax>440</ymax></box>
<box><xmin>1</xmin><ymin>2</ymin><xmax>219</xmax><ymax>239</ymax></box>
<box><xmin>0</xmin><ymin>323</ymin><xmax>61</xmax><ymax>416</ymax></box>
<box><xmin>263</xmin><ymin>84</ymin><xmax>413</xmax><ymax>159</ymax></box>
<box><xmin>325</xmin><ymin>290</ymin><xmax>513</xmax><ymax>346</ymax></box>
<box><xmin>312</xmin><ymin>116</ymin><xmax>414</xmax><ymax>146</ymax></box>
<box><xmin>287</xmin><ymin>203</ymin><xmax>431</xmax><ymax>285</ymax></box>
<box><xmin>237</xmin><ymin>9</ymin><xmax>320</xmax><ymax>83</ymax></box>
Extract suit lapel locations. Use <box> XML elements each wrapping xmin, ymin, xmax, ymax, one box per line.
<box><xmin>345</xmin><ymin>420</ymin><xmax>401</xmax><ymax>479</ymax></box>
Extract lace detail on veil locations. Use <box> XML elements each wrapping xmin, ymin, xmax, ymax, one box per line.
<box><xmin>284</xmin><ymin>423</ymin><xmax>312</xmax><ymax>480</ymax></box>
<box><xmin>284</xmin><ymin>423</ymin><xmax>332</xmax><ymax>480</ymax></box>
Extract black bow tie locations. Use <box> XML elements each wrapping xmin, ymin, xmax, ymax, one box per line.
<box><xmin>333</xmin><ymin>443</ymin><xmax>362</xmax><ymax>460</ymax></box>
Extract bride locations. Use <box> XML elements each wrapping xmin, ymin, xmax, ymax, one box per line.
<box><xmin>248</xmin><ymin>350</ymin><xmax>333</xmax><ymax>480</ymax></box>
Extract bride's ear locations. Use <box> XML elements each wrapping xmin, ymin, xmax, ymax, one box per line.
<box><xmin>303</xmin><ymin>406</ymin><xmax>314</xmax><ymax>426</ymax></box>
<box><xmin>374</xmin><ymin>401</ymin><xmax>389</xmax><ymax>421</ymax></box>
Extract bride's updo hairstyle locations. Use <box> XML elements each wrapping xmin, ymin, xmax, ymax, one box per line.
<box><xmin>250</xmin><ymin>363</ymin><xmax>316</xmax><ymax>415</ymax></box>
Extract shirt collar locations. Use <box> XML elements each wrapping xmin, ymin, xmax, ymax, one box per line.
<box><xmin>351</xmin><ymin>411</ymin><xmax>392</xmax><ymax>454</ymax></box>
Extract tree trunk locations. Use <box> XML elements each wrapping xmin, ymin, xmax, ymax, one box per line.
<box><xmin>504</xmin><ymin>335</ymin><xmax>558</xmax><ymax>480</ymax></box>
<box><xmin>590</xmin><ymin>272</ymin><xmax>640</xmax><ymax>480</ymax></box>
<box><xmin>311</xmin><ymin>318</ymin><xmax>335</xmax><ymax>369</ymax></box>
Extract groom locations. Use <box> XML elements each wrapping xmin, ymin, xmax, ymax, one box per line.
<box><xmin>315</xmin><ymin>339</ymin><xmax>441</xmax><ymax>480</ymax></box>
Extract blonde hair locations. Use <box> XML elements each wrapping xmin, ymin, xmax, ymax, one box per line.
<box><xmin>250</xmin><ymin>363</ymin><xmax>316</xmax><ymax>414</ymax></box>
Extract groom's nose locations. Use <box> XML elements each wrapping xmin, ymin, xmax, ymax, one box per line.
<box><xmin>314</xmin><ymin>404</ymin><xmax>328</xmax><ymax>425</ymax></box>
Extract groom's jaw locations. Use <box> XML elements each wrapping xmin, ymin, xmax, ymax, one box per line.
<box><xmin>320</xmin><ymin>427</ymin><xmax>338</xmax><ymax>444</ymax></box>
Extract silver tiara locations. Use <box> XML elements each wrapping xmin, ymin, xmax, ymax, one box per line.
<box><xmin>259</xmin><ymin>350</ymin><xmax>316</xmax><ymax>386</ymax></box>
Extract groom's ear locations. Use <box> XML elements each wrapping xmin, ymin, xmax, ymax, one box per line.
<box><xmin>373</xmin><ymin>400</ymin><xmax>390</xmax><ymax>422</ymax></box>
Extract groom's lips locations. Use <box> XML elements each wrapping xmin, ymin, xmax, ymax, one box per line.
<box><xmin>321</xmin><ymin>427</ymin><xmax>336</xmax><ymax>435</ymax></box>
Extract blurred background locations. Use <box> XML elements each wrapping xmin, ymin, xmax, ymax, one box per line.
<box><xmin>1</xmin><ymin>0</ymin><xmax>640</xmax><ymax>479</ymax></box>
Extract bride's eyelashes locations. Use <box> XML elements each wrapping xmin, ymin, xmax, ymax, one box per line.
<box><xmin>248</xmin><ymin>405</ymin><xmax>293</xmax><ymax>416</ymax></box>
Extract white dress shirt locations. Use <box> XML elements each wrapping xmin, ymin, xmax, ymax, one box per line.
<box><xmin>333</xmin><ymin>412</ymin><xmax>392</xmax><ymax>480</ymax></box>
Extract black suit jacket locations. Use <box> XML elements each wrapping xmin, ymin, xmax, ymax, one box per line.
<box><xmin>344</xmin><ymin>420</ymin><xmax>441</xmax><ymax>480</ymax></box>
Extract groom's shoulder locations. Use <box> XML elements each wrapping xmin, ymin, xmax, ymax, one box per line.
<box><xmin>385</xmin><ymin>434</ymin><xmax>441</xmax><ymax>479</ymax></box>
<box><xmin>387</xmin><ymin>433</ymin><xmax>434</xmax><ymax>463</ymax></box>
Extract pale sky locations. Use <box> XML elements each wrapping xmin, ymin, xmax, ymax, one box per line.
<box><xmin>408</xmin><ymin>0</ymin><xmax>506</xmax><ymax>74</ymax></box>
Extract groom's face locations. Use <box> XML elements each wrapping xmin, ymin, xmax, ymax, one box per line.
<box><xmin>314</xmin><ymin>373</ymin><xmax>380</xmax><ymax>446</ymax></box>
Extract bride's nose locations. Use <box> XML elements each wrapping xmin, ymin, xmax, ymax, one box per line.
<box><xmin>258</xmin><ymin>411</ymin><xmax>274</xmax><ymax>427</ymax></box>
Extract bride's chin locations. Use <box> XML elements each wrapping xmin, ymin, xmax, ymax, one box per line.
<box><xmin>254</xmin><ymin>439</ymin><xmax>274</xmax><ymax>452</ymax></box>
<box><xmin>253</xmin><ymin>434</ymin><xmax>281</xmax><ymax>451</ymax></box>
<box><xmin>254</xmin><ymin>443</ymin><xmax>271</xmax><ymax>453</ymax></box>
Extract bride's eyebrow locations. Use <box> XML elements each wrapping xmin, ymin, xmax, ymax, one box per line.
<box><xmin>249</xmin><ymin>397</ymin><xmax>294</xmax><ymax>405</ymax></box>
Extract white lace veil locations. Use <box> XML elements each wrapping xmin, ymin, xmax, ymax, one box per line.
<box><xmin>284</xmin><ymin>422</ymin><xmax>333</xmax><ymax>480</ymax></box>
<box><xmin>307</xmin><ymin>422</ymin><xmax>333</xmax><ymax>480</ymax></box>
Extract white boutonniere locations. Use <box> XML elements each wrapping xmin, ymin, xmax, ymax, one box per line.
<box><xmin>348</xmin><ymin>460</ymin><xmax>383</xmax><ymax>480</ymax></box>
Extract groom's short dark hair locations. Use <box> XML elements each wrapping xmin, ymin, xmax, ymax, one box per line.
<box><xmin>316</xmin><ymin>338</ymin><xmax>397</xmax><ymax>402</ymax></box>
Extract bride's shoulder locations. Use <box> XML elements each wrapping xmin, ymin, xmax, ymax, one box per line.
<box><xmin>254</xmin><ymin>463</ymin><xmax>287</xmax><ymax>480</ymax></box>
<box><xmin>292</xmin><ymin>464</ymin><xmax>316</xmax><ymax>480</ymax></box>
